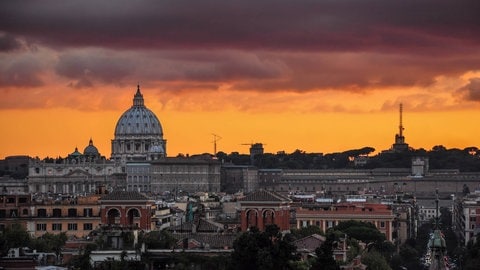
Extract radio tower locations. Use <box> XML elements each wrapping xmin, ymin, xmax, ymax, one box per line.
<box><xmin>392</xmin><ymin>103</ymin><xmax>409</xmax><ymax>152</ymax></box>
<box><xmin>399</xmin><ymin>103</ymin><xmax>404</xmax><ymax>138</ymax></box>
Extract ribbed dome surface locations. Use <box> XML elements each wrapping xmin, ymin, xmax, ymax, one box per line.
<box><xmin>84</xmin><ymin>138</ymin><xmax>99</xmax><ymax>155</ymax></box>
<box><xmin>114</xmin><ymin>87</ymin><xmax>163</xmax><ymax>136</ymax></box>
<box><xmin>115</xmin><ymin>106</ymin><xmax>163</xmax><ymax>136</ymax></box>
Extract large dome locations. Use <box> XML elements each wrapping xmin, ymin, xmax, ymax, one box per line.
<box><xmin>111</xmin><ymin>85</ymin><xmax>167</xmax><ymax>162</ymax></box>
<box><xmin>114</xmin><ymin>87</ymin><xmax>163</xmax><ymax>136</ymax></box>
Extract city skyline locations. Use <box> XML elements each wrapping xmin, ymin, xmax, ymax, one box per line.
<box><xmin>1</xmin><ymin>1</ymin><xmax>480</xmax><ymax>159</ymax></box>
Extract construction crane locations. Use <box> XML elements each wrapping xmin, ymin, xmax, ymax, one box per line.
<box><xmin>212</xmin><ymin>134</ymin><xmax>222</xmax><ymax>155</ymax></box>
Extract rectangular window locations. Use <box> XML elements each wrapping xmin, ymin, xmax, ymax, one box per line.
<box><xmin>68</xmin><ymin>209</ymin><xmax>77</xmax><ymax>217</ymax></box>
<box><xmin>84</xmin><ymin>208</ymin><xmax>93</xmax><ymax>217</ymax></box>
<box><xmin>36</xmin><ymin>223</ymin><xmax>47</xmax><ymax>231</ymax></box>
<box><xmin>52</xmin><ymin>223</ymin><xmax>62</xmax><ymax>231</ymax></box>
<box><xmin>380</xmin><ymin>221</ymin><xmax>385</xmax><ymax>228</ymax></box>
<box><xmin>68</xmin><ymin>223</ymin><xmax>77</xmax><ymax>230</ymax></box>
<box><xmin>83</xmin><ymin>223</ymin><xmax>93</xmax><ymax>230</ymax></box>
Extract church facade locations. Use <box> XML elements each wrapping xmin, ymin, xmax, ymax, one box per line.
<box><xmin>27</xmin><ymin>85</ymin><xmax>220</xmax><ymax>195</ymax></box>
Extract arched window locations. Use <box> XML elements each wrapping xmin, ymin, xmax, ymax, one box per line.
<box><xmin>127</xmin><ymin>208</ymin><xmax>140</xmax><ymax>227</ymax></box>
<box><xmin>263</xmin><ymin>209</ymin><xmax>275</xmax><ymax>228</ymax></box>
<box><xmin>246</xmin><ymin>209</ymin><xmax>258</xmax><ymax>229</ymax></box>
<box><xmin>107</xmin><ymin>208</ymin><xmax>121</xmax><ymax>225</ymax></box>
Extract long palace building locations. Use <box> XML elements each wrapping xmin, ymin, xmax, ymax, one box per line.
<box><xmin>24</xmin><ymin>85</ymin><xmax>221</xmax><ymax>196</ymax></box>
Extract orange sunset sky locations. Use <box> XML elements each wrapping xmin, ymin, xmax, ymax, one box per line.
<box><xmin>1</xmin><ymin>1</ymin><xmax>480</xmax><ymax>159</ymax></box>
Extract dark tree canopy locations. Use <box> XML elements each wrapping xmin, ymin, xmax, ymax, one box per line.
<box><xmin>311</xmin><ymin>233</ymin><xmax>339</xmax><ymax>270</ymax></box>
<box><xmin>332</xmin><ymin>220</ymin><xmax>386</xmax><ymax>244</ymax></box>
<box><xmin>218</xmin><ymin>145</ymin><xmax>480</xmax><ymax>171</ymax></box>
<box><xmin>290</xmin><ymin>225</ymin><xmax>324</xmax><ymax>240</ymax></box>
<box><xmin>231</xmin><ymin>225</ymin><xmax>299</xmax><ymax>270</ymax></box>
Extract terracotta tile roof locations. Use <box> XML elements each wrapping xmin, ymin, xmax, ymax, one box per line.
<box><xmin>168</xmin><ymin>218</ymin><xmax>225</xmax><ymax>233</ymax></box>
<box><xmin>240</xmin><ymin>189</ymin><xmax>291</xmax><ymax>202</ymax></box>
<box><xmin>172</xmin><ymin>233</ymin><xmax>237</xmax><ymax>249</ymax></box>
<box><xmin>100</xmin><ymin>190</ymin><xmax>148</xmax><ymax>201</ymax></box>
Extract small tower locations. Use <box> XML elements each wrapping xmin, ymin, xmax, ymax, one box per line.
<box><xmin>427</xmin><ymin>189</ymin><xmax>448</xmax><ymax>270</ymax></box>
<box><xmin>392</xmin><ymin>103</ymin><xmax>409</xmax><ymax>152</ymax></box>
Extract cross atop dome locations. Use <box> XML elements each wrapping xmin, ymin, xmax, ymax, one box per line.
<box><xmin>133</xmin><ymin>84</ymin><xmax>144</xmax><ymax>107</ymax></box>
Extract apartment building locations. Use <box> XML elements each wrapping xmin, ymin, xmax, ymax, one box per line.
<box><xmin>295</xmin><ymin>203</ymin><xmax>396</xmax><ymax>242</ymax></box>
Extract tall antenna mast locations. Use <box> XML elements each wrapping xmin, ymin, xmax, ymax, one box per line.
<box><xmin>212</xmin><ymin>134</ymin><xmax>222</xmax><ymax>155</ymax></box>
<box><xmin>399</xmin><ymin>103</ymin><xmax>404</xmax><ymax>137</ymax></box>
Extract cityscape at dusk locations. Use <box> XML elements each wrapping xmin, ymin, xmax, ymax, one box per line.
<box><xmin>1</xmin><ymin>1</ymin><xmax>480</xmax><ymax>159</ymax></box>
<box><xmin>3</xmin><ymin>2</ymin><xmax>480</xmax><ymax>269</ymax></box>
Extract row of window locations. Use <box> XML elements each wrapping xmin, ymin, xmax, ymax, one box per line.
<box><xmin>300</xmin><ymin>220</ymin><xmax>386</xmax><ymax>229</ymax></box>
<box><xmin>0</xmin><ymin>197</ymin><xmax>29</xmax><ymax>204</ymax></box>
<box><xmin>151</xmin><ymin>166</ymin><xmax>210</xmax><ymax>173</ymax></box>
<box><xmin>36</xmin><ymin>208</ymin><xmax>95</xmax><ymax>217</ymax></box>
<box><xmin>36</xmin><ymin>223</ymin><xmax>93</xmax><ymax>231</ymax></box>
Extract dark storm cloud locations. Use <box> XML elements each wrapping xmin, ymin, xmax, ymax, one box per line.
<box><xmin>2</xmin><ymin>0</ymin><xmax>480</xmax><ymax>96</ymax></box>
<box><xmin>458</xmin><ymin>78</ymin><xmax>480</xmax><ymax>102</ymax></box>
<box><xmin>0</xmin><ymin>33</ymin><xmax>22</xmax><ymax>52</ymax></box>
<box><xmin>55</xmin><ymin>51</ymin><xmax>135</xmax><ymax>88</ymax></box>
<box><xmin>0</xmin><ymin>56</ymin><xmax>44</xmax><ymax>87</ymax></box>
<box><xmin>52</xmin><ymin>50</ymin><xmax>288</xmax><ymax>87</ymax></box>
<box><xmin>0</xmin><ymin>0</ymin><xmax>479</xmax><ymax>53</ymax></box>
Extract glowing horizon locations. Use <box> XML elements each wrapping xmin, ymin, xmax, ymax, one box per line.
<box><xmin>1</xmin><ymin>1</ymin><xmax>480</xmax><ymax>159</ymax></box>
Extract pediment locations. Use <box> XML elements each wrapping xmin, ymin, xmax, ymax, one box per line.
<box><xmin>65</xmin><ymin>169</ymin><xmax>92</xmax><ymax>177</ymax></box>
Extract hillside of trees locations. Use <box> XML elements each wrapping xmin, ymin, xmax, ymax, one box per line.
<box><xmin>216</xmin><ymin>145</ymin><xmax>480</xmax><ymax>171</ymax></box>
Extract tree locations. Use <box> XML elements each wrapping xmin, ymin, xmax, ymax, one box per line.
<box><xmin>139</xmin><ymin>230</ymin><xmax>176</xmax><ymax>249</ymax></box>
<box><xmin>31</xmin><ymin>232</ymin><xmax>67</xmax><ymax>264</ymax></box>
<box><xmin>311</xmin><ymin>233</ymin><xmax>339</xmax><ymax>270</ymax></box>
<box><xmin>462</xmin><ymin>233</ymin><xmax>480</xmax><ymax>270</ymax></box>
<box><xmin>394</xmin><ymin>244</ymin><xmax>422</xmax><ymax>270</ymax></box>
<box><xmin>68</xmin><ymin>243</ymin><xmax>97</xmax><ymax>270</ymax></box>
<box><xmin>362</xmin><ymin>250</ymin><xmax>392</xmax><ymax>270</ymax></box>
<box><xmin>231</xmin><ymin>225</ymin><xmax>299</xmax><ymax>270</ymax></box>
<box><xmin>333</xmin><ymin>220</ymin><xmax>385</xmax><ymax>244</ymax></box>
<box><xmin>0</xmin><ymin>223</ymin><xmax>31</xmax><ymax>255</ymax></box>
<box><xmin>290</xmin><ymin>225</ymin><xmax>324</xmax><ymax>240</ymax></box>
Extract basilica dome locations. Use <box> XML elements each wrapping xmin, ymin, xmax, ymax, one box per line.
<box><xmin>114</xmin><ymin>87</ymin><xmax>163</xmax><ymax>137</ymax></box>
<box><xmin>111</xmin><ymin>85</ymin><xmax>167</xmax><ymax>162</ymax></box>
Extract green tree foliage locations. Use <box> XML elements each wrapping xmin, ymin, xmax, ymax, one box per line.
<box><xmin>140</xmin><ymin>230</ymin><xmax>176</xmax><ymax>249</ymax></box>
<box><xmin>362</xmin><ymin>250</ymin><xmax>392</xmax><ymax>270</ymax></box>
<box><xmin>230</xmin><ymin>225</ymin><xmax>299</xmax><ymax>270</ymax></box>
<box><xmin>220</xmin><ymin>145</ymin><xmax>480</xmax><ymax>171</ymax></box>
<box><xmin>68</xmin><ymin>243</ymin><xmax>97</xmax><ymax>270</ymax></box>
<box><xmin>461</xmin><ymin>233</ymin><xmax>480</xmax><ymax>270</ymax></box>
<box><xmin>393</xmin><ymin>244</ymin><xmax>422</xmax><ymax>270</ymax></box>
<box><xmin>310</xmin><ymin>233</ymin><xmax>339</xmax><ymax>270</ymax></box>
<box><xmin>0</xmin><ymin>223</ymin><xmax>31</xmax><ymax>255</ymax></box>
<box><xmin>31</xmin><ymin>232</ymin><xmax>67</xmax><ymax>256</ymax></box>
<box><xmin>289</xmin><ymin>225</ymin><xmax>324</xmax><ymax>240</ymax></box>
<box><xmin>332</xmin><ymin>220</ymin><xmax>385</xmax><ymax>244</ymax></box>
